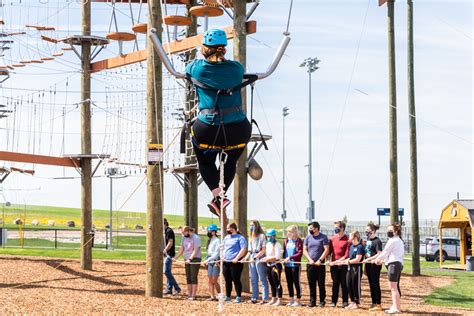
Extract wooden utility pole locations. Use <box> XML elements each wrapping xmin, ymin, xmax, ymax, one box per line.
<box><xmin>184</xmin><ymin>0</ymin><xmax>198</xmax><ymax>230</ymax></box>
<box><xmin>145</xmin><ymin>0</ymin><xmax>164</xmax><ymax>298</ymax></box>
<box><xmin>387</xmin><ymin>0</ymin><xmax>399</xmax><ymax>224</ymax></box>
<box><xmin>233</xmin><ymin>0</ymin><xmax>249</xmax><ymax>292</ymax></box>
<box><xmin>80</xmin><ymin>0</ymin><xmax>93</xmax><ymax>271</ymax></box>
<box><xmin>407</xmin><ymin>0</ymin><xmax>420</xmax><ymax>276</ymax></box>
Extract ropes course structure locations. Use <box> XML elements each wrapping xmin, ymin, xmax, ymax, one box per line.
<box><xmin>0</xmin><ymin>0</ymin><xmax>294</xmax><ymax>308</ymax></box>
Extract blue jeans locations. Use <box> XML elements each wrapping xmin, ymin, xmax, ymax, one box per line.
<box><xmin>164</xmin><ymin>256</ymin><xmax>181</xmax><ymax>292</ymax></box>
<box><xmin>250</xmin><ymin>261</ymin><xmax>269</xmax><ymax>301</ymax></box>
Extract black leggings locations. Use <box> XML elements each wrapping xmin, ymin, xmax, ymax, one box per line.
<box><xmin>267</xmin><ymin>263</ymin><xmax>283</xmax><ymax>298</ymax></box>
<box><xmin>346</xmin><ymin>265</ymin><xmax>362</xmax><ymax>304</ymax></box>
<box><xmin>223</xmin><ymin>262</ymin><xmax>244</xmax><ymax>298</ymax></box>
<box><xmin>284</xmin><ymin>265</ymin><xmax>301</xmax><ymax>299</ymax></box>
<box><xmin>365</xmin><ymin>263</ymin><xmax>382</xmax><ymax>304</ymax></box>
<box><xmin>192</xmin><ymin>119</ymin><xmax>252</xmax><ymax>192</ymax></box>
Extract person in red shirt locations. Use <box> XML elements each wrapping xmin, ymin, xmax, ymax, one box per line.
<box><xmin>328</xmin><ymin>221</ymin><xmax>350</xmax><ymax>308</ymax></box>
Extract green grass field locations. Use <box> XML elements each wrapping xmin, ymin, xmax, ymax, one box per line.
<box><xmin>401</xmin><ymin>258</ymin><xmax>474</xmax><ymax>309</ymax></box>
<box><xmin>0</xmin><ymin>204</ymin><xmax>472</xmax><ymax>310</ymax></box>
<box><xmin>0</xmin><ymin>203</ymin><xmax>304</xmax><ymax>230</ymax></box>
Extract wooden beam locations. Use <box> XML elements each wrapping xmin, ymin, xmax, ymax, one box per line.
<box><xmin>0</xmin><ymin>151</ymin><xmax>80</xmax><ymax>168</ymax></box>
<box><xmin>91</xmin><ymin>21</ymin><xmax>257</xmax><ymax>73</ymax></box>
<box><xmin>91</xmin><ymin>0</ymin><xmax>190</xmax><ymax>4</ymax></box>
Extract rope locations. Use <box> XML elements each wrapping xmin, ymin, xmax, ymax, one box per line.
<box><xmin>172</xmin><ymin>258</ymin><xmax>369</xmax><ymax>267</ymax></box>
<box><xmin>218</xmin><ymin>149</ymin><xmax>227</xmax><ymax>313</ymax></box>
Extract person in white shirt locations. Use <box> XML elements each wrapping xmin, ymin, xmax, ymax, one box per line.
<box><xmin>261</xmin><ymin>228</ymin><xmax>283</xmax><ymax>306</ymax></box>
<box><xmin>202</xmin><ymin>224</ymin><xmax>221</xmax><ymax>301</ymax></box>
<box><xmin>365</xmin><ymin>223</ymin><xmax>404</xmax><ymax>314</ymax></box>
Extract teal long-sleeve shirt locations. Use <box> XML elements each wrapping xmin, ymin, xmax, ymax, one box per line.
<box><xmin>185</xmin><ymin>59</ymin><xmax>246</xmax><ymax>125</ymax></box>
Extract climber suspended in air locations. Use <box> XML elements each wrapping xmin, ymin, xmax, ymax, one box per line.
<box><xmin>149</xmin><ymin>26</ymin><xmax>291</xmax><ymax>219</ymax></box>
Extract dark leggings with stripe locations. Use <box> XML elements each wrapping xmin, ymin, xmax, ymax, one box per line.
<box><xmin>346</xmin><ymin>265</ymin><xmax>362</xmax><ymax>304</ymax></box>
<box><xmin>192</xmin><ymin>118</ymin><xmax>251</xmax><ymax>192</ymax></box>
<box><xmin>267</xmin><ymin>263</ymin><xmax>283</xmax><ymax>298</ymax></box>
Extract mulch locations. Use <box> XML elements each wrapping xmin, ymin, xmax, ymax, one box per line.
<box><xmin>0</xmin><ymin>255</ymin><xmax>471</xmax><ymax>315</ymax></box>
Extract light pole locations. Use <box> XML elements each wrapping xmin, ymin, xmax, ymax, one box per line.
<box><xmin>299</xmin><ymin>57</ymin><xmax>320</xmax><ymax>222</ymax></box>
<box><xmin>106</xmin><ymin>167</ymin><xmax>127</xmax><ymax>250</ymax></box>
<box><xmin>282</xmin><ymin>106</ymin><xmax>289</xmax><ymax>231</ymax></box>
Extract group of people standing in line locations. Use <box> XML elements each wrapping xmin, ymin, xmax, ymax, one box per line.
<box><xmin>163</xmin><ymin>219</ymin><xmax>405</xmax><ymax>314</ymax></box>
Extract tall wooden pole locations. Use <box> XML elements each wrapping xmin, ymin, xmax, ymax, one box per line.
<box><xmin>184</xmin><ymin>0</ymin><xmax>198</xmax><ymax>230</ymax></box>
<box><xmin>80</xmin><ymin>0</ymin><xmax>93</xmax><ymax>271</ymax></box>
<box><xmin>233</xmin><ymin>0</ymin><xmax>249</xmax><ymax>292</ymax></box>
<box><xmin>407</xmin><ymin>0</ymin><xmax>420</xmax><ymax>276</ymax></box>
<box><xmin>146</xmin><ymin>0</ymin><xmax>164</xmax><ymax>298</ymax></box>
<box><xmin>387</xmin><ymin>0</ymin><xmax>399</xmax><ymax>224</ymax></box>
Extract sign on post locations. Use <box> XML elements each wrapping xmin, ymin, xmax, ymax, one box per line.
<box><xmin>377</xmin><ymin>208</ymin><xmax>404</xmax><ymax>225</ymax></box>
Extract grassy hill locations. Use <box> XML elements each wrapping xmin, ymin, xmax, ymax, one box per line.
<box><xmin>0</xmin><ymin>203</ymin><xmax>305</xmax><ymax>231</ymax></box>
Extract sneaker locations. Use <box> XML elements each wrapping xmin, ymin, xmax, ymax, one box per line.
<box><xmin>291</xmin><ymin>301</ymin><xmax>302</xmax><ymax>307</ymax></box>
<box><xmin>266</xmin><ymin>299</ymin><xmax>276</xmax><ymax>305</ymax></box>
<box><xmin>342</xmin><ymin>302</ymin><xmax>349</xmax><ymax>308</ymax></box>
<box><xmin>345</xmin><ymin>303</ymin><xmax>355</xmax><ymax>309</ymax></box>
<box><xmin>385</xmin><ymin>308</ymin><xmax>401</xmax><ymax>314</ymax></box>
<box><xmin>173</xmin><ymin>289</ymin><xmax>181</xmax><ymax>296</ymax></box>
<box><xmin>273</xmin><ymin>299</ymin><xmax>282</xmax><ymax>306</ymax></box>
<box><xmin>286</xmin><ymin>300</ymin><xmax>294</xmax><ymax>306</ymax></box>
<box><xmin>224</xmin><ymin>296</ymin><xmax>231</xmax><ymax>302</ymax></box>
<box><xmin>307</xmin><ymin>302</ymin><xmax>316</xmax><ymax>308</ymax></box>
<box><xmin>233</xmin><ymin>297</ymin><xmax>242</xmax><ymax>304</ymax></box>
<box><xmin>369</xmin><ymin>304</ymin><xmax>383</xmax><ymax>312</ymax></box>
<box><xmin>318</xmin><ymin>302</ymin><xmax>326</xmax><ymax>308</ymax></box>
<box><xmin>348</xmin><ymin>304</ymin><xmax>359</xmax><ymax>310</ymax></box>
<box><xmin>188</xmin><ymin>297</ymin><xmax>196</xmax><ymax>301</ymax></box>
<box><xmin>207</xmin><ymin>198</ymin><xmax>221</xmax><ymax>217</ymax></box>
<box><xmin>164</xmin><ymin>291</ymin><xmax>172</xmax><ymax>295</ymax></box>
<box><xmin>247</xmin><ymin>299</ymin><xmax>258</xmax><ymax>304</ymax></box>
<box><xmin>330</xmin><ymin>302</ymin><xmax>336</xmax><ymax>308</ymax></box>
<box><xmin>259</xmin><ymin>300</ymin><xmax>267</xmax><ymax>305</ymax></box>
<box><xmin>221</xmin><ymin>198</ymin><xmax>231</xmax><ymax>210</ymax></box>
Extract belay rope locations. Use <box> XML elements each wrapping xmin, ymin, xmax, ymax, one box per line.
<box><xmin>218</xmin><ymin>150</ymin><xmax>227</xmax><ymax>312</ymax></box>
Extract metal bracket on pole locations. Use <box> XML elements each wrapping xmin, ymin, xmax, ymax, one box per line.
<box><xmin>246</xmin><ymin>0</ymin><xmax>260</xmax><ymax>21</ymax></box>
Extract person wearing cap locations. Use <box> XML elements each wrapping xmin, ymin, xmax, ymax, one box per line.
<box><xmin>261</xmin><ymin>228</ymin><xmax>283</xmax><ymax>306</ymax></box>
<box><xmin>186</xmin><ymin>29</ymin><xmax>252</xmax><ymax>219</ymax></box>
<box><xmin>174</xmin><ymin>226</ymin><xmax>202</xmax><ymax>300</ymax></box>
<box><xmin>202</xmin><ymin>223</ymin><xmax>221</xmax><ymax>301</ymax></box>
<box><xmin>163</xmin><ymin>218</ymin><xmax>181</xmax><ymax>295</ymax></box>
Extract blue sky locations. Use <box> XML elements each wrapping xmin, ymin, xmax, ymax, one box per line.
<box><xmin>0</xmin><ymin>0</ymin><xmax>472</xmax><ymax>223</ymax></box>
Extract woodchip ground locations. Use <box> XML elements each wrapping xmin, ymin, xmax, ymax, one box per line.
<box><xmin>1</xmin><ymin>255</ymin><xmax>473</xmax><ymax>315</ymax></box>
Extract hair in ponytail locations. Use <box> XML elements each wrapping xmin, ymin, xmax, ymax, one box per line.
<box><xmin>367</xmin><ymin>223</ymin><xmax>380</xmax><ymax>232</ymax></box>
<box><xmin>201</xmin><ymin>44</ymin><xmax>227</xmax><ymax>62</ymax></box>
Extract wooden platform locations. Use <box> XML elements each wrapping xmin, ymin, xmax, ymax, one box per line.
<box><xmin>166</xmin><ymin>164</ymin><xmax>198</xmax><ymax>174</ymax></box>
<box><xmin>0</xmin><ymin>151</ymin><xmax>80</xmax><ymax>168</ymax></box>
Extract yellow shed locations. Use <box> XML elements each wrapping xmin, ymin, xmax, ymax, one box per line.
<box><xmin>438</xmin><ymin>199</ymin><xmax>473</xmax><ymax>269</ymax></box>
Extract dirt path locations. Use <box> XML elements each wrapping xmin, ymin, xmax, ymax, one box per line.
<box><xmin>0</xmin><ymin>255</ymin><xmax>471</xmax><ymax>315</ymax></box>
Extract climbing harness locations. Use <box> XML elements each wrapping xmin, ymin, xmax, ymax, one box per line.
<box><xmin>180</xmin><ymin>73</ymin><xmax>268</xmax><ymax>153</ymax></box>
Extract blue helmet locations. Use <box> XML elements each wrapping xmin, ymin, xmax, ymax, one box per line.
<box><xmin>207</xmin><ymin>224</ymin><xmax>219</xmax><ymax>231</ymax></box>
<box><xmin>202</xmin><ymin>29</ymin><xmax>227</xmax><ymax>47</ymax></box>
<box><xmin>266</xmin><ymin>228</ymin><xmax>277</xmax><ymax>237</ymax></box>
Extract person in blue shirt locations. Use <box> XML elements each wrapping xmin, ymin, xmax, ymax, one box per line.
<box><xmin>343</xmin><ymin>231</ymin><xmax>365</xmax><ymax>310</ymax></box>
<box><xmin>185</xmin><ymin>29</ymin><xmax>252</xmax><ymax>218</ymax></box>
<box><xmin>222</xmin><ymin>222</ymin><xmax>248</xmax><ymax>303</ymax></box>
